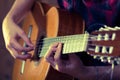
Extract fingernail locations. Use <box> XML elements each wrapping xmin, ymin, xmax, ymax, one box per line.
<box><xmin>29</xmin><ymin>43</ymin><xmax>34</xmax><ymax>47</ymax></box>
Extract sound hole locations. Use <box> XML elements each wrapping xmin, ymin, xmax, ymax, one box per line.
<box><xmin>32</xmin><ymin>35</ymin><xmax>45</xmax><ymax>63</ymax></box>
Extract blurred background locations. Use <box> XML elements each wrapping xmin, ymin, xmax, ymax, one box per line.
<box><xmin>0</xmin><ymin>0</ymin><xmax>15</xmax><ymax>80</ymax></box>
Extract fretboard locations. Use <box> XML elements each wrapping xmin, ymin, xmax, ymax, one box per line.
<box><xmin>38</xmin><ymin>33</ymin><xmax>89</xmax><ymax>57</ymax></box>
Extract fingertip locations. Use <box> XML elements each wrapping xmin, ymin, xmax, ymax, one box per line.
<box><xmin>21</xmin><ymin>35</ymin><xmax>34</xmax><ymax>48</ymax></box>
<box><xmin>24</xmin><ymin>54</ymin><xmax>32</xmax><ymax>60</ymax></box>
<box><xmin>26</xmin><ymin>41</ymin><xmax>34</xmax><ymax>47</ymax></box>
<box><xmin>26</xmin><ymin>53</ymin><xmax>32</xmax><ymax>58</ymax></box>
<box><xmin>29</xmin><ymin>42</ymin><xmax>34</xmax><ymax>47</ymax></box>
<box><xmin>58</xmin><ymin>43</ymin><xmax>62</xmax><ymax>48</ymax></box>
<box><xmin>15</xmin><ymin>54</ymin><xmax>32</xmax><ymax>60</ymax></box>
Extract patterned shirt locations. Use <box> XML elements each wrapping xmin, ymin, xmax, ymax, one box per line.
<box><xmin>58</xmin><ymin>0</ymin><xmax>120</xmax><ymax>32</ymax></box>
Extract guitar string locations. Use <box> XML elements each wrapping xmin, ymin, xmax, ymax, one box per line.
<box><xmin>34</xmin><ymin>43</ymin><xmax>111</xmax><ymax>51</ymax></box>
<box><xmin>29</xmin><ymin>36</ymin><xmax>113</xmax><ymax>80</ymax></box>
<box><xmin>27</xmin><ymin>35</ymin><xmax>114</xmax><ymax>57</ymax></box>
<box><xmin>30</xmin><ymin>42</ymin><xmax>116</xmax><ymax>80</ymax></box>
<box><xmin>27</xmin><ymin>36</ymin><xmax>117</xmax><ymax>60</ymax></box>
<box><xmin>30</xmin><ymin>34</ymin><xmax>113</xmax><ymax>49</ymax></box>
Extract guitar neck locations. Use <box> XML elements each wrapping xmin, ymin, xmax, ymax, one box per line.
<box><xmin>39</xmin><ymin>33</ymin><xmax>89</xmax><ymax>57</ymax></box>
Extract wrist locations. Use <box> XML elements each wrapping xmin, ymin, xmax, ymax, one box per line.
<box><xmin>3</xmin><ymin>15</ymin><xmax>13</xmax><ymax>25</ymax></box>
<box><xmin>4</xmin><ymin>13</ymin><xmax>23</xmax><ymax>24</ymax></box>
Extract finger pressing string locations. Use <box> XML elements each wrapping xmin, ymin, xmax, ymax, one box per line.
<box><xmin>54</xmin><ymin>43</ymin><xmax>62</xmax><ymax>64</ymax></box>
<box><xmin>44</xmin><ymin>43</ymin><xmax>59</xmax><ymax>66</ymax></box>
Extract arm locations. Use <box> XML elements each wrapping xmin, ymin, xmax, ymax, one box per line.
<box><xmin>45</xmin><ymin>43</ymin><xmax>120</xmax><ymax>80</ymax></box>
<box><xmin>2</xmin><ymin>0</ymin><xmax>62</xmax><ymax>60</ymax></box>
<box><xmin>4</xmin><ymin>0</ymin><xmax>35</xmax><ymax>25</ymax></box>
<box><xmin>2</xmin><ymin>0</ymin><xmax>35</xmax><ymax>60</ymax></box>
<box><xmin>44</xmin><ymin>43</ymin><xmax>96</xmax><ymax>80</ymax></box>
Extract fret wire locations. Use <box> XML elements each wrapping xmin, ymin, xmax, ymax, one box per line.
<box><xmin>35</xmin><ymin>33</ymin><xmax>116</xmax><ymax>57</ymax></box>
<box><xmin>35</xmin><ymin>38</ymin><xmax>113</xmax><ymax>57</ymax></box>
<box><xmin>34</xmin><ymin>37</ymin><xmax>112</xmax><ymax>52</ymax></box>
<box><xmin>38</xmin><ymin>34</ymin><xmax>89</xmax><ymax>57</ymax></box>
<box><xmin>33</xmin><ymin>35</ymin><xmax>112</xmax><ymax>45</ymax></box>
<box><xmin>38</xmin><ymin>41</ymin><xmax>113</xmax><ymax>57</ymax></box>
<box><xmin>38</xmin><ymin>42</ymin><xmax>113</xmax><ymax>52</ymax></box>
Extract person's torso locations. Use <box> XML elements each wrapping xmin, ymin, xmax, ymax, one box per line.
<box><xmin>58</xmin><ymin>0</ymin><xmax>120</xmax><ymax>28</ymax></box>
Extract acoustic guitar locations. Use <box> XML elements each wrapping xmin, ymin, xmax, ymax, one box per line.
<box><xmin>12</xmin><ymin>1</ymin><xmax>84</xmax><ymax>80</ymax></box>
<box><xmin>12</xmin><ymin>1</ymin><xmax>120</xmax><ymax>80</ymax></box>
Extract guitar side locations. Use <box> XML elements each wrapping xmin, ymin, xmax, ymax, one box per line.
<box><xmin>12</xmin><ymin>1</ymin><xmax>85</xmax><ymax>80</ymax></box>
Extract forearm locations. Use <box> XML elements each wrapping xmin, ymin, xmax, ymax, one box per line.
<box><xmin>76</xmin><ymin>65</ymin><xmax>120</xmax><ymax>80</ymax></box>
<box><xmin>5</xmin><ymin>0</ymin><xmax>35</xmax><ymax>23</ymax></box>
<box><xmin>75</xmin><ymin>66</ymin><xmax>96</xmax><ymax>80</ymax></box>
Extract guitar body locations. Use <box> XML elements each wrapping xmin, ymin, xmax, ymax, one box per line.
<box><xmin>12</xmin><ymin>2</ymin><xmax>85</xmax><ymax>80</ymax></box>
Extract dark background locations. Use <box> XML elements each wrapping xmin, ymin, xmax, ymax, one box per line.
<box><xmin>0</xmin><ymin>0</ymin><xmax>15</xmax><ymax>80</ymax></box>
